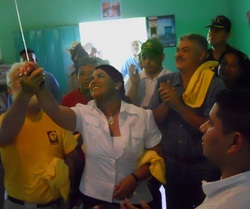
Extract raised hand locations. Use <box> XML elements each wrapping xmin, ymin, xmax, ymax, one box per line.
<box><xmin>18</xmin><ymin>62</ymin><xmax>45</xmax><ymax>95</ymax></box>
<box><xmin>18</xmin><ymin>61</ymin><xmax>39</xmax><ymax>77</ymax></box>
<box><xmin>129</xmin><ymin>64</ymin><xmax>140</xmax><ymax>86</ymax></box>
<box><xmin>159</xmin><ymin>80</ymin><xmax>183</xmax><ymax>112</ymax></box>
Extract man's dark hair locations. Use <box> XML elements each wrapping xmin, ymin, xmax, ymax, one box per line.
<box><xmin>19</xmin><ymin>48</ymin><xmax>35</xmax><ymax>56</ymax></box>
<box><xmin>215</xmin><ymin>89</ymin><xmax>250</xmax><ymax>141</ymax></box>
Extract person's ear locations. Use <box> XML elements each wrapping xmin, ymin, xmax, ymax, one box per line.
<box><xmin>228</xmin><ymin>132</ymin><xmax>244</xmax><ymax>154</ymax></box>
<box><xmin>115</xmin><ymin>82</ymin><xmax>122</xmax><ymax>90</ymax></box>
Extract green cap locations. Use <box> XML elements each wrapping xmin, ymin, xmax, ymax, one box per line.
<box><xmin>141</xmin><ymin>39</ymin><xmax>164</xmax><ymax>55</ymax></box>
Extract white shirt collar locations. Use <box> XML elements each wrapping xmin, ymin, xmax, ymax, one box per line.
<box><xmin>88</xmin><ymin>100</ymin><xmax>138</xmax><ymax>115</ymax></box>
<box><xmin>202</xmin><ymin>170</ymin><xmax>250</xmax><ymax>198</ymax></box>
<box><xmin>140</xmin><ymin>67</ymin><xmax>167</xmax><ymax>80</ymax></box>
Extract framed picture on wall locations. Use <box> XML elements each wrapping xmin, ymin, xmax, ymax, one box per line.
<box><xmin>101</xmin><ymin>0</ymin><xmax>122</xmax><ymax>19</ymax></box>
<box><xmin>146</xmin><ymin>15</ymin><xmax>176</xmax><ymax>47</ymax></box>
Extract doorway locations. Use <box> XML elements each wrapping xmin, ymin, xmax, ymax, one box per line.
<box><xmin>79</xmin><ymin>17</ymin><xmax>147</xmax><ymax>71</ymax></box>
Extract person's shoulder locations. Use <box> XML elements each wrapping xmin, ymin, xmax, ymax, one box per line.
<box><xmin>160</xmin><ymin>67</ymin><xmax>172</xmax><ymax>76</ymax></box>
<box><xmin>211</xmin><ymin>74</ymin><xmax>225</xmax><ymax>84</ymax></box>
<box><xmin>62</xmin><ymin>89</ymin><xmax>79</xmax><ymax>98</ymax></box>
<box><xmin>159</xmin><ymin>71</ymin><xmax>178</xmax><ymax>81</ymax></box>
<box><xmin>65</xmin><ymin>89</ymin><xmax>80</xmax><ymax>96</ymax></box>
<box><xmin>210</xmin><ymin>75</ymin><xmax>226</xmax><ymax>91</ymax></box>
<box><xmin>122</xmin><ymin>102</ymin><xmax>152</xmax><ymax>117</ymax></box>
<box><xmin>44</xmin><ymin>71</ymin><xmax>54</xmax><ymax>77</ymax></box>
<box><xmin>123</xmin><ymin>101</ymin><xmax>144</xmax><ymax>112</ymax></box>
<box><xmin>44</xmin><ymin>71</ymin><xmax>58</xmax><ymax>82</ymax></box>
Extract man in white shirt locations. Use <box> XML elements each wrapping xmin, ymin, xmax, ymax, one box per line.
<box><xmin>121</xmin><ymin>88</ymin><xmax>250</xmax><ymax>209</ymax></box>
<box><xmin>125</xmin><ymin>38</ymin><xmax>171</xmax><ymax>209</ymax></box>
<box><xmin>197</xmin><ymin>88</ymin><xmax>250</xmax><ymax>209</ymax></box>
<box><xmin>125</xmin><ymin>38</ymin><xmax>171</xmax><ymax>109</ymax></box>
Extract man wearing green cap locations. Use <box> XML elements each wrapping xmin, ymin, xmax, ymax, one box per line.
<box><xmin>125</xmin><ymin>38</ymin><xmax>171</xmax><ymax>108</ymax></box>
<box><xmin>125</xmin><ymin>38</ymin><xmax>171</xmax><ymax>209</ymax></box>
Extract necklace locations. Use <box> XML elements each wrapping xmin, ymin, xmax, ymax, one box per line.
<box><xmin>105</xmin><ymin>110</ymin><xmax>120</xmax><ymax>125</ymax></box>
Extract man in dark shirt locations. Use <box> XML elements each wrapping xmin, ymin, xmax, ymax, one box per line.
<box><xmin>206</xmin><ymin>15</ymin><xmax>234</xmax><ymax>61</ymax></box>
<box><xmin>152</xmin><ymin>34</ymin><xmax>225</xmax><ymax>209</ymax></box>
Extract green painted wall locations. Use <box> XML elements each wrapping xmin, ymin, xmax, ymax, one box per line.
<box><xmin>229</xmin><ymin>0</ymin><xmax>250</xmax><ymax>56</ymax></box>
<box><xmin>0</xmin><ymin>0</ymin><xmax>249</xmax><ymax>90</ymax></box>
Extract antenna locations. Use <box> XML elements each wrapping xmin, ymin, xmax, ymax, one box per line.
<box><xmin>14</xmin><ymin>0</ymin><xmax>29</xmax><ymax>61</ymax></box>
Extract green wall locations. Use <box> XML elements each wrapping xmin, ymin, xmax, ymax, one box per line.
<box><xmin>229</xmin><ymin>0</ymin><xmax>250</xmax><ymax>57</ymax></box>
<box><xmin>0</xmin><ymin>0</ymin><xmax>249</xmax><ymax>89</ymax></box>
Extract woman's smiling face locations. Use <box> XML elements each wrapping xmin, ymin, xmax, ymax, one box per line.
<box><xmin>89</xmin><ymin>68</ymin><xmax>116</xmax><ymax>100</ymax></box>
<box><xmin>218</xmin><ymin>53</ymin><xmax>241</xmax><ymax>82</ymax></box>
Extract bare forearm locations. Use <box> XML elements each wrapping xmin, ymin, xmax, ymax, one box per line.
<box><xmin>64</xmin><ymin>149</ymin><xmax>79</xmax><ymax>184</ymax></box>
<box><xmin>135</xmin><ymin>144</ymin><xmax>163</xmax><ymax>181</ymax></box>
<box><xmin>36</xmin><ymin>85</ymin><xmax>76</xmax><ymax>131</ymax></box>
<box><xmin>126</xmin><ymin>84</ymin><xmax>138</xmax><ymax>105</ymax></box>
<box><xmin>177</xmin><ymin>105</ymin><xmax>207</xmax><ymax>130</ymax></box>
<box><xmin>152</xmin><ymin>102</ymin><xmax>170</xmax><ymax>126</ymax></box>
<box><xmin>133</xmin><ymin>163</ymin><xmax>151</xmax><ymax>183</ymax></box>
<box><xmin>0</xmin><ymin>92</ymin><xmax>31</xmax><ymax>145</ymax></box>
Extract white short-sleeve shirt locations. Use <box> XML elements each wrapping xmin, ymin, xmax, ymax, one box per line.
<box><xmin>125</xmin><ymin>67</ymin><xmax>171</xmax><ymax>108</ymax></box>
<box><xmin>71</xmin><ymin>101</ymin><xmax>161</xmax><ymax>203</ymax></box>
<box><xmin>196</xmin><ymin>171</ymin><xmax>250</xmax><ymax>209</ymax></box>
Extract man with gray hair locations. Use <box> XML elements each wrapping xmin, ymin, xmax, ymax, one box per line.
<box><xmin>0</xmin><ymin>62</ymin><xmax>78</xmax><ymax>209</ymax></box>
<box><xmin>121</xmin><ymin>40</ymin><xmax>142</xmax><ymax>81</ymax></box>
<box><xmin>152</xmin><ymin>34</ymin><xmax>225</xmax><ymax>209</ymax></box>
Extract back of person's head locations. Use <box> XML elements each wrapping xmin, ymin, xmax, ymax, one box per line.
<box><xmin>95</xmin><ymin>64</ymin><xmax>131</xmax><ymax>103</ymax></box>
<box><xmin>179</xmin><ymin>33</ymin><xmax>208</xmax><ymax>52</ymax></box>
<box><xmin>215</xmin><ymin>88</ymin><xmax>250</xmax><ymax>141</ymax></box>
<box><xmin>206</xmin><ymin>15</ymin><xmax>232</xmax><ymax>33</ymax></box>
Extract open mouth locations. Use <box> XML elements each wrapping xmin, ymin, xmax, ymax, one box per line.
<box><xmin>92</xmin><ymin>86</ymin><xmax>101</xmax><ymax>91</ymax></box>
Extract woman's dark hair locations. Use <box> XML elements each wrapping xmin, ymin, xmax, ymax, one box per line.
<box><xmin>219</xmin><ymin>49</ymin><xmax>250</xmax><ymax>89</ymax></box>
<box><xmin>95</xmin><ymin>64</ymin><xmax>131</xmax><ymax>103</ymax></box>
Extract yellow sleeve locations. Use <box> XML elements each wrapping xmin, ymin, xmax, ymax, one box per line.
<box><xmin>137</xmin><ymin>150</ymin><xmax>166</xmax><ymax>185</ymax></box>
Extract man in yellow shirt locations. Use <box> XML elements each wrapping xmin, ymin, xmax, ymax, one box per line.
<box><xmin>0</xmin><ymin>62</ymin><xmax>78</xmax><ymax>209</ymax></box>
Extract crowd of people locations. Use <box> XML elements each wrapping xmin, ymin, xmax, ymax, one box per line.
<box><xmin>0</xmin><ymin>14</ymin><xmax>250</xmax><ymax>209</ymax></box>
